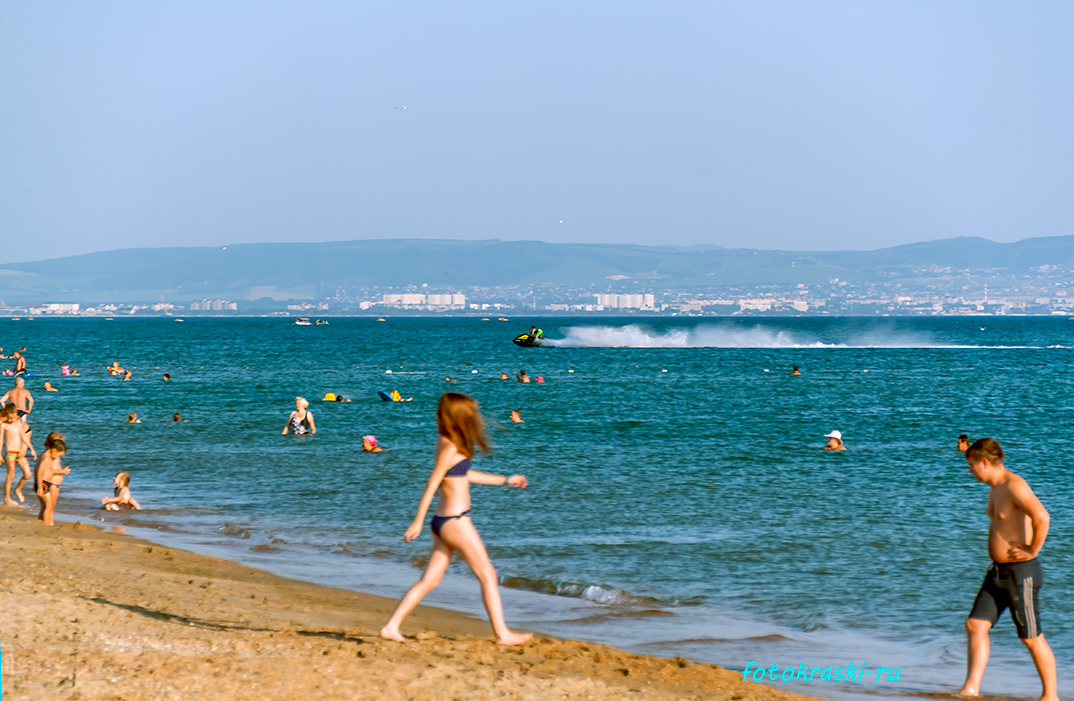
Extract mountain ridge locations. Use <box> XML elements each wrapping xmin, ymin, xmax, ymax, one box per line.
<box><xmin>1</xmin><ymin>235</ymin><xmax>1071</xmax><ymax>304</ymax></box>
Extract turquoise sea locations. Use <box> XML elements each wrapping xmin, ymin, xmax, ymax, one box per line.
<box><xmin>10</xmin><ymin>316</ymin><xmax>1073</xmax><ymax>699</ymax></box>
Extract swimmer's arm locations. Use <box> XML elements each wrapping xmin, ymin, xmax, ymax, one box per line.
<box><xmin>306</xmin><ymin>412</ymin><xmax>316</xmax><ymax>435</ymax></box>
<box><xmin>468</xmin><ymin>470</ymin><xmax>527</xmax><ymax>488</ymax></box>
<box><xmin>281</xmin><ymin>412</ymin><xmax>294</xmax><ymax>434</ymax></box>
<box><xmin>19</xmin><ymin>430</ymin><xmax>36</xmax><ymax>458</ymax></box>
<box><xmin>1010</xmin><ymin>479</ymin><xmax>1050</xmax><ymax>558</ymax></box>
<box><xmin>0</xmin><ymin>391</ymin><xmax>9</xmax><ymax>405</ymax></box>
<box><xmin>26</xmin><ymin>395</ymin><xmax>33</xmax><ymax>412</ymax></box>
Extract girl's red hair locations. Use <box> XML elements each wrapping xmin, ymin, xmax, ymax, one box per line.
<box><xmin>436</xmin><ymin>393</ymin><xmax>490</xmax><ymax>459</ymax></box>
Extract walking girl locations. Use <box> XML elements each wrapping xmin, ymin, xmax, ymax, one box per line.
<box><xmin>380</xmin><ymin>392</ymin><xmax>531</xmax><ymax>645</ymax></box>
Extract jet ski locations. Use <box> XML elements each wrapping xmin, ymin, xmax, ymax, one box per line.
<box><xmin>513</xmin><ymin>333</ymin><xmax>544</xmax><ymax>347</ymax></box>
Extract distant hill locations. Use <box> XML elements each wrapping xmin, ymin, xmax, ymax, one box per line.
<box><xmin>0</xmin><ymin>236</ymin><xmax>1071</xmax><ymax>304</ymax></box>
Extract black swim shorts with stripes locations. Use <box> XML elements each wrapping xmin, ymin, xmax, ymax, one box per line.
<box><xmin>969</xmin><ymin>557</ymin><xmax>1043</xmax><ymax>639</ymax></box>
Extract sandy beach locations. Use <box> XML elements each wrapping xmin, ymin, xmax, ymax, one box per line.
<box><xmin>0</xmin><ymin>510</ymin><xmax>826</xmax><ymax>701</ymax></box>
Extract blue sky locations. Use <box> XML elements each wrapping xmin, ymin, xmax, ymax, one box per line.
<box><xmin>1</xmin><ymin>1</ymin><xmax>1071</xmax><ymax>263</ymax></box>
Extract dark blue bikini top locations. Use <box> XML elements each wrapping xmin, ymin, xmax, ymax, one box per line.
<box><xmin>445</xmin><ymin>458</ymin><xmax>471</xmax><ymax>477</ymax></box>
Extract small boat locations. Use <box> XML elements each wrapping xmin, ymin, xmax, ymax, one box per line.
<box><xmin>498</xmin><ymin>317</ymin><xmax>509</xmax><ymax>321</ymax></box>
<box><xmin>294</xmin><ymin>318</ymin><xmax>312</xmax><ymax>326</ymax></box>
<box><xmin>481</xmin><ymin>318</ymin><xmax>490</xmax><ymax>321</ymax></box>
<box><xmin>10</xmin><ymin>318</ymin><xmax>19</xmax><ymax>321</ymax></box>
<box><xmin>513</xmin><ymin>333</ymin><xmax>544</xmax><ymax>348</ymax></box>
<box><xmin>376</xmin><ymin>318</ymin><xmax>386</xmax><ymax>322</ymax></box>
<box><xmin>175</xmin><ymin>319</ymin><xmax>184</xmax><ymax>322</ymax></box>
<box><xmin>315</xmin><ymin>319</ymin><xmax>329</xmax><ymax>325</ymax></box>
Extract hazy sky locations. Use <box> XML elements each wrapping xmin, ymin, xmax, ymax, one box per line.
<box><xmin>2</xmin><ymin>1</ymin><xmax>1072</xmax><ymax>263</ymax></box>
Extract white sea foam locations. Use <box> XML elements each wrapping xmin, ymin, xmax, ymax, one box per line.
<box><xmin>548</xmin><ymin>324</ymin><xmax>945</xmax><ymax>349</ymax></box>
<box><xmin>546</xmin><ymin>324</ymin><xmax>1049</xmax><ymax>349</ymax></box>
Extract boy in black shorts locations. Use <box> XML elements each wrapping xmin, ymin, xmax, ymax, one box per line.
<box><xmin>960</xmin><ymin>439</ymin><xmax>1057</xmax><ymax>701</ymax></box>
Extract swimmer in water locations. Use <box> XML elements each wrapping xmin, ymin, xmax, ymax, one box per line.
<box><xmin>791</xmin><ymin>365</ymin><xmax>801</xmax><ymax>375</ymax></box>
<box><xmin>958</xmin><ymin>434</ymin><xmax>971</xmax><ymax>452</ymax></box>
<box><xmin>823</xmin><ymin>430</ymin><xmax>846</xmax><ymax>451</ymax></box>
<box><xmin>101</xmin><ymin>471</ymin><xmax>141</xmax><ymax>511</ymax></box>
<box><xmin>43</xmin><ymin>381</ymin><xmax>57</xmax><ymax>392</ymax></box>
<box><xmin>2</xmin><ymin>403</ymin><xmax>35</xmax><ymax>505</ymax></box>
<box><xmin>162</xmin><ymin>373</ymin><xmax>170</xmax><ymax>381</ymax></box>
<box><xmin>380</xmin><ymin>392</ymin><xmax>531</xmax><ymax>646</ymax></box>
<box><xmin>510</xmin><ymin>409</ymin><xmax>523</xmax><ymax>424</ymax></box>
<box><xmin>169</xmin><ymin>413</ymin><xmax>185</xmax><ymax>423</ymax></box>
<box><xmin>123</xmin><ymin>369</ymin><xmax>131</xmax><ymax>381</ymax></box>
<box><xmin>127</xmin><ymin>413</ymin><xmax>141</xmax><ymax>424</ymax></box>
<box><xmin>282</xmin><ymin>397</ymin><xmax>315</xmax><ymax>435</ymax></box>
<box><xmin>499</xmin><ymin>373</ymin><xmax>509</xmax><ymax>380</ymax></box>
<box><xmin>362</xmin><ymin>435</ymin><xmax>383</xmax><ymax>452</ymax></box>
<box><xmin>516</xmin><ymin>370</ymin><xmax>530</xmax><ymax>384</ymax></box>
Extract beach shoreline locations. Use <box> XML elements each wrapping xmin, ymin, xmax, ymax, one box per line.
<box><xmin>0</xmin><ymin>509</ymin><xmax>827</xmax><ymax>701</ymax></box>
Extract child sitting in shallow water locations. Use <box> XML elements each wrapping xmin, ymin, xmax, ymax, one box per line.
<box><xmin>102</xmin><ymin>471</ymin><xmax>141</xmax><ymax>511</ymax></box>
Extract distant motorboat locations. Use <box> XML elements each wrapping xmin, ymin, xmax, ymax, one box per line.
<box><xmin>295</xmin><ymin>318</ymin><xmax>312</xmax><ymax>326</ymax></box>
<box><xmin>315</xmin><ymin>319</ymin><xmax>329</xmax><ymax>325</ymax></box>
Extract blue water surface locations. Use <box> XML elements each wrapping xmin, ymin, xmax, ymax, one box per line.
<box><xmin>9</xmin><ymin>316</ymin><xmax>1073</xmax><ymax>700</ymax></box>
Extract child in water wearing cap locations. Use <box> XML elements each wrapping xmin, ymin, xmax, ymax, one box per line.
<box><xmin>362</xmin><ymin>436</ymin><xmax>383</xmax><ymax>452</ymax></box>
<box><xmin>102</xmin><ymin>471</ymin><xmax>141</xmax><ymax>511</ymax></box>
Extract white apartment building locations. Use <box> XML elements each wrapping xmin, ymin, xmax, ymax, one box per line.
<box><xmin>34</xmin><ymin>303</ymin><xmax>80</xmax><ymax>314</ymax></box>
<box><xmin>593</xmin><ymin>294</ymin><xmax>655</xmax><ymax>310</ymax></box>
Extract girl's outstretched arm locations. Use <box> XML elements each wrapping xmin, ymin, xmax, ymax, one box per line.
<box><xmin>281</xmin><ymin>413</ymin><xmax>293</xmax><ymax>435</ymax></box>
<box><xmin>307</xmin><ymin>412</ymin><xmax>316</xmax><ymax>435</ymax></box>
<box><xmin>467</xmin><ymin>471</ymin><xmax>527</xmax><ymax>488</ymax></box>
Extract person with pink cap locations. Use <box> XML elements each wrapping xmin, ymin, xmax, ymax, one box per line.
<box><xmin>823</xmin><ymin>430</ymin><xmax>846</xmax><ymax>451</ymax></box>
<box><xmin>362</xmin><ymin>435</ymin><xmax>383</xmax><ymax>453</ymax></box>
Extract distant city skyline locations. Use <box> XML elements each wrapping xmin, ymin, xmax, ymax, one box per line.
<box><xmin>1</xmin><ymin>1</ymin><xmax>1072</xmax><ymax>263</ymax></box>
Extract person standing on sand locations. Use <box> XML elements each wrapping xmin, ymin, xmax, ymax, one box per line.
<box><xmin>36</xmin><ymin>438</ymin><xmax>69</xmax><ymax>526</ymax></box>
<box><xmin>380</xmin><ymin>392</ymin><xmax>531</xmax><ymax>646</ymax></box>
<box><xmin>959</xmin><ymin>438</ymin><xmax>1057</xmax><ymax>701</ymax></box>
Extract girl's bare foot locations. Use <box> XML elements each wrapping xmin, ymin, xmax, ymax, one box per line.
<box><xmin>379</xmin><ymin>626</ymin><xmax>406</xmax><ymax>642</ymax></box>
<box><xmin>15</xmin><ymin>491</ymin><xmax>24</xmax><ymax>503</ymax></box>
<box><xmin>3</xmin><ymin>498</ymin><xmax>17</xmax><ymax>507</ymax></box>
<box><xmin>957</xmin><ymin>686</ymin><xmax>978</xmax><ymax>696</ymax></box>
<box><xmin>496</xmin><ymin>631</ymin><xmax>533</xmax><ymax>646</ymax></box>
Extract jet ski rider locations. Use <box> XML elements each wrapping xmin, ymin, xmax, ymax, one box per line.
<box><xmin>529</xmin><ymin>326</ymin><xmax>544</xmax><ymax>342</ymax></box>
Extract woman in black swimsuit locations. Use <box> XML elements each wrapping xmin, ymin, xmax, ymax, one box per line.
<box><xmin>281</xmin><ymin>397</ymin><xmax>316</xmax><ymax>435</ymax></box>
<box><xmin>380</xmin><ymin>392</ymin><xmax>531</xmax><ymax>645</ymax></box>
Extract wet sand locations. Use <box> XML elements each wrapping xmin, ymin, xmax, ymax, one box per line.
<box><xmin>0</xmin><ymin>510</ymin><xmax>826</xmax><ymax>701</ymax></box>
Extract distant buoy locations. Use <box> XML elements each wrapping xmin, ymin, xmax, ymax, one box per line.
<box><xmin>661</xmin><ymin>369</ymin><xmax>668</xmax><ymax>373</ymax></box>
<box><xmin>763</xmin><ymin>369</ymin><xmax>769</xmax><ymax>372</ymax></box>
<box><xmin>568</xmin><ymin>369</ymin><xmax>574</xmax><ymax>373</ymax></box>
<box><xmin>863</xmin><ymin>369</ymin><xmax>869</xmax><ymax>373</ymax></box>
<box><xmin>386</xmin><ymin>370</ymin><xmax>393</xmax><ymax>374</ymax></box>
<box><xmin>471</xmin><ymin>370</ymin><xmax>478</xmax><ymax>373</ymax></box>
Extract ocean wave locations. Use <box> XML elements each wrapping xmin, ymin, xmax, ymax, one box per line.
<box><xmin>500</xmin><ymin>575</ymin><xmax>701</xmax><ymax>607</ymax></box>
<box><xmin>218</xmin><ymin>523</ymin><xmax>252</xmax><ymax>539</ymax></box>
